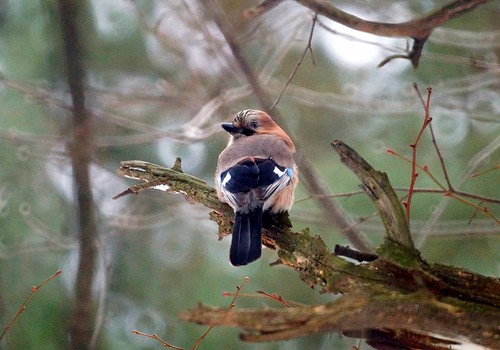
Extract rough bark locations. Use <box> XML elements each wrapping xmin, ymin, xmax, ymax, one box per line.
<box><xmin>114</xmin><ymin>142</ymin><xmax>500</xmax><ymax>349</ymax></box>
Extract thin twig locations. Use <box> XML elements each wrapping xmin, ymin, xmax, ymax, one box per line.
<box><xmin>191</xmin><ymin>277</ymin><xmax>249</xmax><ymax>350</ymax></box>
<box><xmin>340</xmin><ymin>213</ymin><xmax>380</xmax><ymax>234</ymax></box>
<box><xmin>228</xmin><ymin>277</ymin><xmax>250</xmax><ymax>310</ymax></box>
<box><xmin>414</xmin><ymin>86</ymin><xmax>454</xmax><ymax>190</ymax></box>
<box><xmin>378</xmin><ymin>37</ymin><xmax>427</xmax><ymax>68</ymax></box>
<box><xmin>270</xmin><ymin>13</ymin><xmax>317</xmax><ymax>110</ymax></box>
<box><xmin>295</xmin><ymin>190</ymin><xmax>366</xmax><ymax>203</ymax></box>
<box><xmin>405</xmin><ymin>85</ymin><xmax>432</xmax><ymax>225</ymax></box>
<box><xmin>388</xmin><ymin>150</ymin><xmax>500</xmax><ymax>223</ymax></box>
<box><xmin>470</xmin><ymin>164</ymin><xmax>500</xmax><ymax>178</ymax></box>
<box><xmin>298</xmin><ymin>186</ymin><xmax>500</xmax><ymax>205</ymax></box>
<box><xmin>417</xmin><ymin>134</ymin><xmax>500</xmax><ymax>247</ymax></box>
<box><xmin>0</xmin><ymin>270</ymin><xmax>62</xmax><ymax>341</ymax></box>
<box><xmin>131</xmin><ymin>277</ymin><xmax>250</xmax><ymax>350</ymax></box>
<box><xmin>397</xmin><ymin>187</ymin><xmax>500</xmax><ymax>205</ymax></box>
<box><xmin>131</xmin><ymin>330</ymin><xmax>184</xmax><ymax>350</ymax></box>
<box><xmin>256</xmin><ymin>290</ymin><xmax>292</xmax><ymax>308</ymax></box>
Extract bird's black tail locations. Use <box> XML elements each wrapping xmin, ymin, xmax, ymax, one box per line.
<box><xmin>230</xmin><ymin>206</ymin><xmax>263</xmax><ymax>266</ymax></box>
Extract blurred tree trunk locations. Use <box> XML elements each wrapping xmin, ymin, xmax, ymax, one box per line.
<box><xmin>57</xmin><ymin>0</ymin><xmax>98</xmax><ymax>349</ymax></box>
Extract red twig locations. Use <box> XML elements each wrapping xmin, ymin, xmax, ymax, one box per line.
<box><xmin>191</xmin><ymin>277</ymin><xmax>249</xmax><ymax>350</ymax></box>
<box><xmin>227</xmin><ymin>277</ymin><xmax>249</xmax><ymax>310</ymax></box>
<box><xmin>132</xmin><ymin>277</ymin><xmax>250</xmax><ymax>350</ymax></box>
<box><xmin>0</xmin><ymin>270</ymin><xmax>62</xmax><ymax>341</ymax></box>
<box><xmin>405</xmin><ymin>84</ymin><xmax>433</xmax><ymax>225</ymax></box>
<box><xmin>396</xmin><ymin>85</ymin><xmax>498</xmax><ymax>225</ymax></box>
<box><xmin>414</xmin><ymin>87</ymin><xmax>454</xmax><ymax>191</ymax></box>
<box><xmin>388</xmin><ymin>149</ymin><xmax>500</xmax><ymax>224</ymax></box>
<box><xmin>131</xmin><ymin>330</ymin><xmax>183</xmax><ymax>350</ymax></box>
<box><xmin>256</xmin><ymin>290</ymin><xmax>292</xmax><ymax>308</ymax></box>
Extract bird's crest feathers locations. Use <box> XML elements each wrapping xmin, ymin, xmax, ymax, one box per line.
<box><xmin>229</xmin><ymin>110</ymin><xmax>295</xmax><ymax>153</ymax></box>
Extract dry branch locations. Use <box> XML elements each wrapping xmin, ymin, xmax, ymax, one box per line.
<box><xmin>180</xmin><ymin>292</ymin><xmax>499</xmax><ymax>349</ymax></box>
<box><xmin>332</xmin><ymin>140</ymin><xmax>414</xmax><ymax>251</ymax></box>
<box><xmin>114</xmin><ymin>140</ymin><xmax>500</xmax><ymax>349</ymax></box>
<box><xmin>246</xmin><ymin>0</ymin><xmax>490</xmax><ymax>67</ymax></box>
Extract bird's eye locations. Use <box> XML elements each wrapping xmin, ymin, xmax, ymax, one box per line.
<box><xmin>249</xmin><ymin>120</ymin><xmax>259</xmax><ymax>129</ymax></box>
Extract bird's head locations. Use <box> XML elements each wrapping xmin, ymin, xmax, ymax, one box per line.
<box><xmin>221</xmin><ymin>109</ymin><xmax>295</xmax><ymax>152</ymax></box>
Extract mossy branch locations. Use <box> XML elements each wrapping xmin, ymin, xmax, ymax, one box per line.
<box><xmin>332</xmin><ymin>140</ymin><xmax>415</xmax><ymax>252</ymax></box>
<box><xmin>114</xmin><ymin>143</ymin><xmax>500</xmax><ymax>349</ymax></box>
<box><xmin>114</xmin><ymin>158</ymin><xmax>227</xmax><ymax>214</ymax></box>
<box><xmin>179</xmin><ymin>292</ymin><xmax>499</xmax><ymax>349</ymax></box>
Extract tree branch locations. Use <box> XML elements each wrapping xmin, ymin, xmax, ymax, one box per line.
<box><xmin>118</xmin><ymin>146</ymin><xmax>500</xmax><ymax>344</ymax></box>
<box><xmin>296</xmin><ymin>0</ymin><xmax>489</xmax><ymax>38</ymax></box>
<box><xmin>332</xmin><ymin>140</ymin><xmax>415</xmax><ymax>251</ymax></box>
<box><xmin>180</xmin><ymin>292</ymin><xmax>499</xmax><ymax>349</ymax></box>
<box><xmin>114</xmin><ymin>143</ymin><xmax>500</xmax><ymax>349</ymax></box>
<box><xmin>113</xmin><ymin>159</ymin><xmax>229</xmax><ymax>215</ymax></box>
<box><xmin>114</xmin><ymin>150</ymin><xmax>499</xmax><ymax>297</ymax></box>
<box><xmin>247</xmin><ymin>0</ymin><xmax>490</xmax><ymax>67</ymax></box>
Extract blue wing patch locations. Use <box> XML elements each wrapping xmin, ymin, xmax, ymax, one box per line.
<box><xmin>254</xmin><ymin>158</ymin><xmax>293</xmax><ymax>201</ymax></box>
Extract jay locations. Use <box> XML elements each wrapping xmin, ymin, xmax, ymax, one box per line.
<box><xmin>215</xmin><ymin>109</ymin><xmax>298</xmax><ymax>266</ymax></box>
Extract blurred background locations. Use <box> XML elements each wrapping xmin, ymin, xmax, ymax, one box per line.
<box><xmin>0</xmin><ymin>0</ymin><xmax>498</xmax><ymax>349</ymax></box>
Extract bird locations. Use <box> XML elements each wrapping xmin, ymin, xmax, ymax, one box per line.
<box><xmin>215</xmin><ymin>109</ymin><xmax>298</xmax><ymax>266</ymax></box>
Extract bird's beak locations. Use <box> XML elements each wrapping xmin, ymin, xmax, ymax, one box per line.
<box><xmin>221</xmin><ymin>123</ymin><xmax>243</xmax><ymax>134</ymax></box>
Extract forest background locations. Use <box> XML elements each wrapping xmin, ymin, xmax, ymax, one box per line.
<box><xmin>0</xmin><ymin>0</ymin><xmax>498</xmax><ymax>349</ymax></box>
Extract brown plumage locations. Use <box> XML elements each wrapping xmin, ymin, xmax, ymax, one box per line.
<box><xmin>215</xmin><ymin>109</ymin><xmax>298</xmax><ymax>266</ymax></box>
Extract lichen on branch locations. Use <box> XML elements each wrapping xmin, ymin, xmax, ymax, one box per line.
<box><xmin>114</xmin><ymin>142</ymin><xmax>500</xmax><ymax>349</ymax></box>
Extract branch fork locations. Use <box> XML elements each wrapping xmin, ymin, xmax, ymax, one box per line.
<box><xmin>114</xmin><ymin>141</ymin><xmax>500</xmax><ymax>349</ymax></box>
